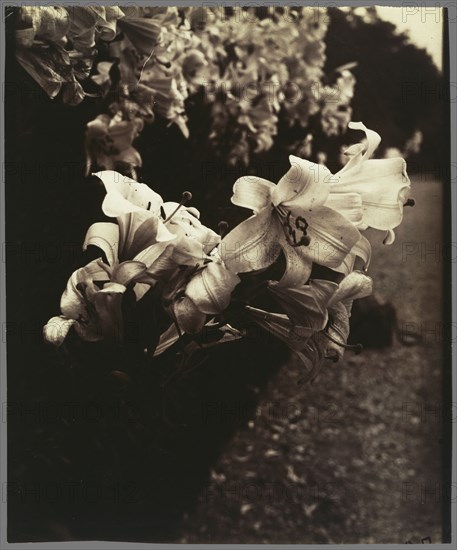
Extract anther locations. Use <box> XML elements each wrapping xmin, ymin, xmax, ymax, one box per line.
<box><xmin>156</xmin><ymin>58</ymin><xmax>172</xmax><ymax>69</ymax></box>
<box><xmin>405</xmin><ymin>198</ymin><xmax>415</xmax><ymax>207</ymax></box>
<box><xmin>218</xmin><ymin>220</ymin><xmax>229</xmax><ymax>237</ymax></box>
<box><xmin>324</xmin><ymin>330</ymin><xmax>363</xmax><ymax>354</ymax></box>
<box><xmin>164</xmin><ymin>191</ymin><xmax>193</xmax><ymax>223</ymax></box>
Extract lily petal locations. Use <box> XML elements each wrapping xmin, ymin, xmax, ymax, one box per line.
<box><xmin>334</xmin><ymin>234</ymin><xmax>372</xmax><ymax>276</ymax></box>
<box><xmin>172</xmin><ymin>296</ymin><xmax>207</xmax><ymax>334</ymax></box>
<box><xmin>134</xmin><ymin>242</ymin><xmax>174</xmax><ymax>274</ymax></box>
<box><xmin>383</xmin><ymin>229</ymin><xmax>396</xmax><ymax>245</ymax></box>
<box><xmin>133</xmin><ymin>282</ymin><xmax>154</xmax><ymax>302</ymax></box>
<box><xmin>83</xmin><ymin>222</ymin><xmax>119</xmax><ymax>266</ymax></box>
<box><xmin>169</xmin><ymin>237</ymin><xmax>211</xmax><ymax>266</ymax></box>
<box><xmin>94</xmin><ymin>170</ymin><xmax>163</xmax><ymax>217</ymax></box>
<box><xmin>117</xmin><ymin>211</ymin><xmax>155</xmax><ymax>260</ymax></box>
<box><xmin>276</xmin><ymin>231</ymin><xmax>313</xmax><ymax>287</ymax></box>
<box><xmin>272</xmin><ymin>155</ymin><xmax>331</xmax><ymax>212</ymax></box>
<box><xmin>185</xmin><ymin>262</ymin><xmax>241</xmax><ymax>314</ymax></box>
<box><xmin>161</xmin><ymin>202</ymin><xmax>201</xmax><ymax>220</ymax></box>
<box><xmin>111</xmin><ymin>261</ymin><xmax>147</xmax><ymax>286</ymax></box>
<box><xmin>154</xmin><ymin>323</ymin><xmax>181</xmax><ymax>356</ymax></box>
<box><xmin>231</xmin><ymin>176</ymin><xmax>276</xmax><ymax>213</ymax></box>
<box><xmin>117</xmin><ymin>212</ymin><xmax>174</xmax><ymax>261</ymax></box>
<box><xmin>163</xmin><ymin>204</ymin><xmax>221</xmax><ymax>253</ymax></box>
<box><xmin>43</xmin><ymin>316</ymin><xmax>76</xmax><ymax>346</ymax></box>
<box><xmin>219</xmin><ymin>207</ymin><xmax>281</xmax><ymax>273</ymax></box>
<box><xmin>339</xmin><ymin>121</ymin><xmax>381</xmax><ymax>174</ymax></box>
<box><xmin>324</xmin><ymin>192</ymin><xmax>363</xmax><ymax>226</ymax></box>
<box><xmin>307</xmin><ymin>206</ymin><xmax>361</xmax><ymax>270</ymax></box>
<box><xmin>326</xmin><ymin>302</ymin><xmax>351</xmax><ymax>360</ymax></box>
<box><xmin>328</xmin><ymin>271</ymin><xmax>373</xmax><ymax>307</ymax></box>
<box><xmin>60</xmin><ymin>260</ymin><xmax>107</xmax><ymax>320</ymax></box>
<box><xmin>333</xmin><ymin>157</ymin><xmax>411</xmax><ymax>230</ymax></box>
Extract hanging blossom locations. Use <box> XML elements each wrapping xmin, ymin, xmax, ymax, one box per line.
<box><xmin>264</xmin><ymin>270</ymin><xmax>373</xmax><ymax>357</ymax></box>
<box><xmin>43</xmin><ymin>211</ymin><xmax>173</xmax><ymax>346</ymax></box>
<box><xmin>242</xmin><ymin>269</ymin><xmax>372</xmax><ymax>381</ymax></box>
<box><xmin>15</xmin><ymin>6</ymin><xmax>125</xmax><ymax>105</ymax></box>
<box><xmin>85</xmin><ymin>112</ymin><xmax>144</xmax><ymax>179</ymax></box>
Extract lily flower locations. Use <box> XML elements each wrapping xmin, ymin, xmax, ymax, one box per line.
<box><xmin>219</xmin><ymin>155</ymin><xmax>362</xmax><ymax>288</ymax></box>
<box><xmin>15</xmin><ymin>6</ymin><xmax>125</xmax><ymax>105</ymax></box>
<box><xmin>43</xmin><ymin>258</ymin><xmax>138</xmax><ymax>345</ymax></box>
<box><xmin>247</xmin><ymin>278</ymin><xmax>338</xmax><ymax>347</ymax></box>
<box><xmin>220</xmin><ymin>120</ymin><xmax>410</xmax><ymax>288</ymax></box>
<box><xmin>43</xmin><ymin>202</ymin><xmax>180</xmax><ymax>346</ymax></box>
<box><xmin>94</xmin><ymin>170</ymin><xmax>220</xmax><ymax>256</ymax></box>
<box><xmin>245</xmin><ymin>269</ymin><xmax>373</xmax><ymax>370</ymax></box>
<box><xmin>43</xmin><ymin>260</ymin><xmax>106</xmax><ymax>345</ymax></box>
<box><xmin>85</xmin><ymin>115</ymin><xmax>144</xmax><ymax>177</ymax></box>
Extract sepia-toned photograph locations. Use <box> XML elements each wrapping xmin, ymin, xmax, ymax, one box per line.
<box><xmin>2</xmin><ymin>2</ymin><xmax>453</xmax><ymax>545</ymax></box>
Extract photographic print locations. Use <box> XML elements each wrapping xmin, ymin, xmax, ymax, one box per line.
<box><xmin>2</xmin><ymin>2</ymin><xmax>454</xmax><ymax>545</ymax></box>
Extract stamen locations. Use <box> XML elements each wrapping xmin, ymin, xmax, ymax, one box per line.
<box><xmin>323</xmin><ymin>330</ymin><xmax>363</xmax><ymax>354</ymax></box>
<box><xmin>405</xmin><ymin>198</ymin><xmax>415</xmax><ymax>207</ymax></box>
<box><xmin>96</xmin><ymin>259</ymin><xmax>112</xmax><ymax>276</ymax></box>
<box><xmin>164</xmin><ymin>191</ymin><xmax>193</xmax><ymax>223</ymax></box>
<box><xmin>218</xmin><ymin>220</ymin><xmax>229</xmax><ymax>237</ymax></box>
<box><xmin>147</xmin><ymin>201</ymin><xmax>151</xmax><ymax>211</ymax></box>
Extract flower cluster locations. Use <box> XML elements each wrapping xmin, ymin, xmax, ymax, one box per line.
<box><xmin>14</xmin><ymin>6</ymin><xmax>355</xmax><ymax>173</ymax></box>
<box><xmin>44</xmin><ymin>122</ymin><xmax>413</xmax><ymax>381</ymax></box>
<box><xmin>15</xmin><ymin>6</ymin><xmax>125</xmax><ymax>105</ymax></box>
